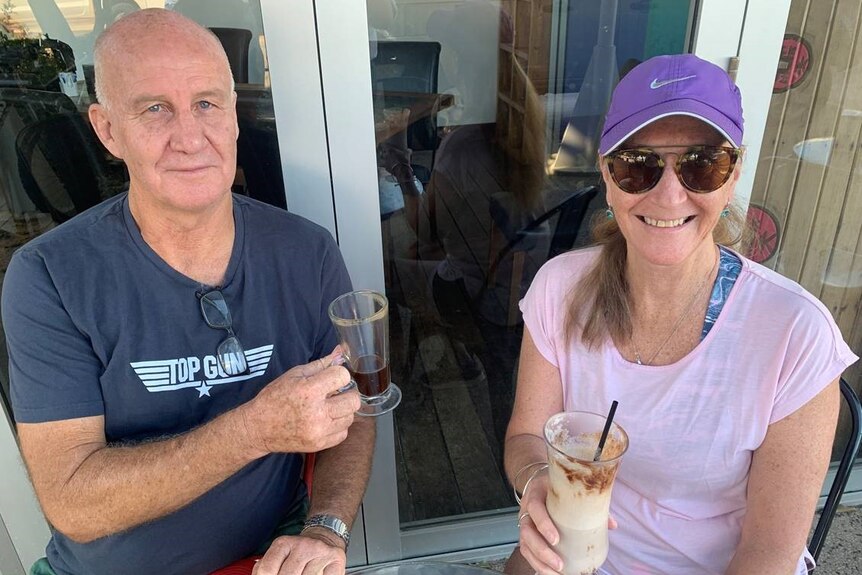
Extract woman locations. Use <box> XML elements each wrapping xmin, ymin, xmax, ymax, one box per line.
<box><xmin>504</xmin><ymin>54</ymin><xmax>857</xmax><ymax>575</ymax></box>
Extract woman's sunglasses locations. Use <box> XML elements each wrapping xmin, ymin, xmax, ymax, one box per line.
<box><xmin>604</xmin><ymin>145</ymin><xmax>740</xmax><ymax>194</ymax></box>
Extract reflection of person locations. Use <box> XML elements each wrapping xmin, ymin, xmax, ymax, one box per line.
<box><xmin>424</xmin><ymin>70</ymin><xmax>546</xmax><ymax>330</ymax></box>
<box><xmin>367</xmin><ymin>0</ymin><xmax>424</xmax><ymax>223</ymax></box>
<box><xmin>2</xmin><ymin>10</ymin><xmax>373</xmax><ymax>575</ymax></box>
<box><xmin>505</xmin><ymin>54</ymin><xmax>857</xmax><ymax>574</ymax></box>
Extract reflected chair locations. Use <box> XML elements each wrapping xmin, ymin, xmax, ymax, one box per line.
<box><xmin>82</xmin><ymin>64</ymin><xmax>97</xmax><ymax>102</ymax></box>
<box><xmin>371</xmin><ymin>41</ymin><xmax>442</xmax><ymax>184</ymax></box>
<box><xmin>0</xmin><ymin>88</ymin><xmax>78</xmax><ymax>122</ymax></box>
<box><xmin>808</xmin><ymin>377</ymin><xmax>862</xmax><ymax>565</ymax></box>
<box><xmin>0</xmin><ymin>89</ymin><xmax>81</xmax><ymax>222</ymax></box>
<box><xmin>209</xmin><ymin>27</ymin><xmax>253</xmax><ymax>84</ymax></box>
<box><xmin>236</xmin><ymin>120</ymin><xmax>286</xmax><ymax>209</ymax></box>
<box><xmin>485</xmin><ymin>184</ymin><xmax>599</xmax><ymax>325</ymax></box>
<box><xmin>16</xmin><ymin>112</ymin><xmax>127</xmax><ymax>223</ymax></box>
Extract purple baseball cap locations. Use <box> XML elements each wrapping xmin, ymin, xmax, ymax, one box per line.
<box><xmin>599</xmin><ymin>54</ymin><xmax>744</xmax><ymax>155</ymax></box>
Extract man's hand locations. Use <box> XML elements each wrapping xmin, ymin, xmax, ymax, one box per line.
<box><xmin>252</xmin><ymin>532</ymin><xmax>346</xmax><ymax>575</ymax></box>
<box><xmin>240</xmin><ymin>348</ymin><xmax>361</xmax><ymax>457</ymax></box>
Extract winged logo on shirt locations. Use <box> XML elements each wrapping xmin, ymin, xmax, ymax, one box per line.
<box><xmin>130</xmin><ymin>344</ymin><xmax>274</xmax><ymax>397</ymax></box>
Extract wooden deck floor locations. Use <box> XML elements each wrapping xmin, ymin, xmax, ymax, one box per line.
<box><xmin>385</xmin><ymin>214</ymin><xmax>522</xmax><ymax>523</ymax></box>
<box><xmin>382</xmin><ymin>160</ymin><xmax>602</xmax><ymax>523</ymax></box>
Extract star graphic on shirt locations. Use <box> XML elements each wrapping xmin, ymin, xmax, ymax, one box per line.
<box><xmin>196</xmin><ymin>382</ymin><xmax>213</xmax><ymax>397</ymax></box>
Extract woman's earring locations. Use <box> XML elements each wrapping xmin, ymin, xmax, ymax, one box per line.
<box><xmin>605</xmin><ymin>207</ymin><xmax>615</xmax><ymax>219</ymax></box>
<box><xmin>720</xmin><ymin>207</ymin><xmax>730</xmax><ymax>218</ymax></box>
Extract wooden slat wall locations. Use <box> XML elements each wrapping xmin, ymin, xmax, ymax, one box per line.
<box><xmin>750</xmin><ymin>0</ymin><xmax>862</xmax><ymax>393</ymax></box>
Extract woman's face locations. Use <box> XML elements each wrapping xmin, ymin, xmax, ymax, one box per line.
<box><xmin>600</xmin><ymin>115</ymin><xmax>740</xmax><ymax>267</ymax></box>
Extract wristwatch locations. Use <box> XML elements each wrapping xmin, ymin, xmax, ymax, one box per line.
<box><xmin>302</xmin><ymin>514</ymin><xmax>350</xmax><ymax>548</ymax></box>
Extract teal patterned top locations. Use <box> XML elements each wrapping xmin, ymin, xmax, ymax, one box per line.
<box><xmin>702</xmin><ymin>245</ymin><xmax>742</xmax><ymax>339</ymax></box>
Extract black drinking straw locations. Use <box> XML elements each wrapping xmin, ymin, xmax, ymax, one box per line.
<box><xmin>593</xmin><ymin>400</ymin><xmax>619</xmax><ymax>462</ymax></box>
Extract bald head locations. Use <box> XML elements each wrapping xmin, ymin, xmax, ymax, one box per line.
<box><xmin>93</xmin><ymin>8</ymin><xmax>233</xmax><ymax>109</ymax></box>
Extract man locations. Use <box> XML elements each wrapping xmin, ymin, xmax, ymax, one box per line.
<box><xmin>2</xmin><ymin>9</ymin><xmax>374</xmax><ymax>575</ymax></box>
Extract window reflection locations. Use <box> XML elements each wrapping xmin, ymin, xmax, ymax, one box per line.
<box><xmin>370</xmin><ymin>0</ymin><xmax>691</xmax><ymax>524</ymax></box>
<box><xmin>0</xmin><ymin>0</ymin><xmax>284</xmax><ymax>421</ymax></box>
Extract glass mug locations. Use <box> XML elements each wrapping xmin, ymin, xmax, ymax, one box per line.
<box><xmin>328</xmin><ymin>290</ymin><xmax>401</xmax><ymax>416</ymax></box>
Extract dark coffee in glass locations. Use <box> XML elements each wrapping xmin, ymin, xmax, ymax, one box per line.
<box><xmin>328</xmin><ymin>290</ymin><xmax>401</xmax><ymax>416</ymax></box>
<box><xmin>349</xmin><ymin>354</ymin><xmax>390</xmax><ymax>397</ymax></box>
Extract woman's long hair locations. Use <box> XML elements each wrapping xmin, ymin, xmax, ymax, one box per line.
<box><xmin>564</xmin><ymin>202</ymin><xmax>748</xmax><ymax>348</ymax></box>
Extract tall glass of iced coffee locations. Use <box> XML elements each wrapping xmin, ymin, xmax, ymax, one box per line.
<box><xmin>543</xmin><ymin>411</ymin><xmax>628</xmax><ymax>575</ymax></box>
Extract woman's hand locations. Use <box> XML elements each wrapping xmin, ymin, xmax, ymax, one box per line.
<box><xmin>517</xmin><ymin>471</ymin><xmax>619</xmax><ymax>575</ymax></box>
<box><xmin>517</xmin><ymin>472</ymin><xmax>563</xmax><ymax>575</ymax></box>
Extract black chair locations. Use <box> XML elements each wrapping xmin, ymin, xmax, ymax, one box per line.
<box><xmin>0</xmin><ymin>87</ymin><xmax>78</xmax><ymax>123</ymax></box>
<box><xmin>209</xmin><ymin>27</ymin><xmax>252</xmax><ymax>84</ymax></box>
<box><xmin>484</xmin><ymin>184</ymin><xmax>599</xmax><ymax>325</ymax></box>
<box><xmin>1</xmin><ymin>89</ymin><xmax>111</xmax><ymax>221</ymax></box>
<box><xmin>371</xmin><ymin>41</ymin><xmax>442</xmax><ymax>182</ymax></box>
<box><xmin>82</xmin><ymin>64</ymin><xmax>97</xmax><ymax>102</ymax></box>
<box><xmin>16</xmin><ymin>112</ymin><xmax>127</xmax><ymax>223</ymax></box>
<box><xmin>236</xmin><ymin>120</ymin><xmax>286</xmax><ymax>210</ymax></box>
<box><xmin>808</xmin><ymin>377</ymin><xmax>862</xmax><ymax>564</ymax></box>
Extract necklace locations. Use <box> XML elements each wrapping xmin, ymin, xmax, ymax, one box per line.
<box><xmin>633</xmin><ymin>249</ymin><xmax>719</xmax><ymax>366</ymax></box>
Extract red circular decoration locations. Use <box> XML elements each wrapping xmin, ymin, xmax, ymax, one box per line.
<box><xmin>774</xmin><ymin>34</ymin><xmax>811</xmax><ymax>92</ymax></box>
<box><xmin>746</xmin><ymin>204</ymin><xmax>780</xmax><ymax>263</ymax></box>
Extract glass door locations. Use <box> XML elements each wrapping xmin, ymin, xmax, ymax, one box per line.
<box><xmin>8</xmin><ymin>0</ymin><xmax>846</xmax><ymax>571</ymax></box>
<box><xmin>316</xmin><ymin>0</ymin><xmax>790</xmax><ymax>563</ymax></box>
<box><xmin>0</xmin><ymin>0</ymin><xmax>339</xmax><ymax>571</ymax></box>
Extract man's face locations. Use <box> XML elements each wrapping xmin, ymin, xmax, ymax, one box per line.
<box><xmin>91</xmin><ymin>34</ymin><xmax>238</xmax><ymax>214</ymax></box>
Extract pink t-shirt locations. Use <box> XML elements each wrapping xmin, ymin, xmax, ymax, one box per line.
<box><xmin>520</xmin><ymin>246</ymin><xmax>858</xmax><ymax>575</ymax></box>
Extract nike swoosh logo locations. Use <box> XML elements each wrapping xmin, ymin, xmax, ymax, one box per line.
<box><xmin>650</xmin><ymin>75</ymin><xmax>697</xmax><ymax>89</ymax></box>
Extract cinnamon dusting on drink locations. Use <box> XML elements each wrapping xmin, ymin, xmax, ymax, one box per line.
<box><xmin>551</xmin><ymin>431</ymin><xmax>624</xmax><ymax>493</ymax></box>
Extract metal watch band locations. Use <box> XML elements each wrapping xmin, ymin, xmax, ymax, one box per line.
<box><xmin>302</xmin><ymin>514</ymin><xmax>350</xmax><ymax>547</ymax></box>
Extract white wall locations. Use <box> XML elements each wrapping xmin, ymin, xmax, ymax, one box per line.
<box><xmin>692</xmin><ymin>0</ymin><xmax>793</xmax><ymax>206</ymax></box>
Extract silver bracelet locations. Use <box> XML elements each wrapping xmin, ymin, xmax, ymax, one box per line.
<box><xmin>512</xmin><ymin>461</ymin><xmax>546</xmax><ymax>502</ymax></box>
<box><xmin>514</xmin><ymin>463</ymin><xmax>549</xmax><ymax>505</ymax></box>
<box><xmin>302</xmin><ymin>514</ymin><xmax>350</xmax><ymax>548</ymax></box>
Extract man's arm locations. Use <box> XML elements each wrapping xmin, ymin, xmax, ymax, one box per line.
<box><xmin>17</xmin><ymin>351</ymin><xmax>360</xmax><ymax>543</ymax></box>
<box><xmin>251</xmin><ymin>415</ymin><xmax>376</xmax><ymax>575</ymax></box>
<box><xmin>725</xmin><ymin>379</ymin><xmax>839</xmax><ymax>575</ymax></box>
<box><xmin>305</xmin><ymin>415</ymin><xmax>376</xmax><ymax>540</ymax></box>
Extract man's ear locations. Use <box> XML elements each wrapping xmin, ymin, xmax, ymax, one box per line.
<box><xmin>88</xmin><ymin>104</ymin><xmax>124</xmax><ymax>159</ymax></box>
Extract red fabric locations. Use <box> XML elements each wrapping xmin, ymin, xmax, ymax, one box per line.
<box><xmin>303</xmin><ymin>452</ymin><xmax>316</xmax><ymax>496</ymax></box>
<box><xmin>209</xmin><ymin>555</ymin><xmax>262</xmax><ymax>575</ymax></box>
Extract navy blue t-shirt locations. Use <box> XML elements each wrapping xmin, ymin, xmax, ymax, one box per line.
<box><xmin>3</xmin><ymin>193</ymin><xmax>352</xmax><ymax>575</ymax></box>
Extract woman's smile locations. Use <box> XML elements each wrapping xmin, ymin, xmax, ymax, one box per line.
<box><xmin>639</xmin><ymin>215</ymin><xmax>695</xmax><ymax>228</ymax></box>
